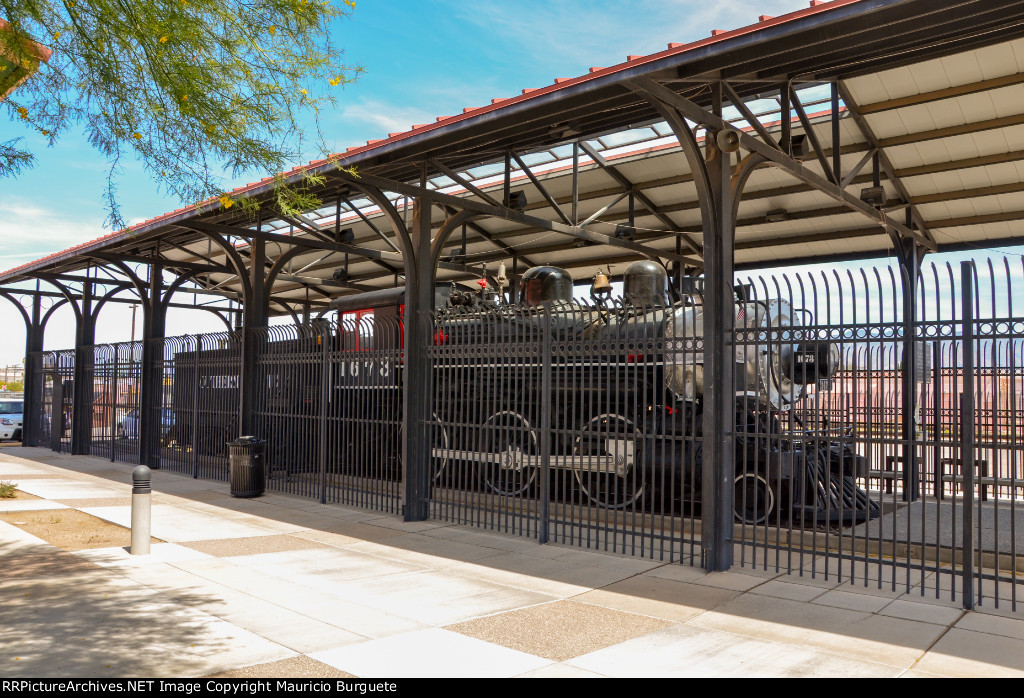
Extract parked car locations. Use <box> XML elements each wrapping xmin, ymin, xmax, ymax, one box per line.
<box><xmin>0</xmin><ymin>398</ymin><xmax>24</xmax><ymax>441</ymax></box>
<box><xmin>117</xmin><ymin>408</ymin><xmax>174</xmax><ymax>440</ymax></box>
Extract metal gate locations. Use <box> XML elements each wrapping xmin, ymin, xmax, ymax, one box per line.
<box><xmin>158</xmin><ymin>333</ymin><xmax>242</xmax><ymax>481</ymax></box>
<box><xmin>34</xmin><ymin>349</ymin><xmax>74</xmax><ymax>452</ymax></box>
<box><xmin>250</xmin><ymin>317</ymin><xmax>403</xmax><ymax>512</ymax></box>
<box><xmin>86</xmin><ymin>342</ymin><xmax>143</xmax><ymax>463</ymax></box>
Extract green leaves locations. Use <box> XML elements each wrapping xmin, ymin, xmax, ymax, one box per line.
<box><xmin>1</xmin><ymin>0</ymin><xmax>362</xmax><ymax>229</ymax></box>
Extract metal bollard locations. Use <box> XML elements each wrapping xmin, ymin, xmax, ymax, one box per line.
<box><xmin>131</xmin><ymin>465</ymin><xmax>151</xmax><ymax>555</ymax></box>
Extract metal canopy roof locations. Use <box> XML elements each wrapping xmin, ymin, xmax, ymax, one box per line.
<box><xmin>5</xmin><ymin>0</ymin><xmax>1024</xmax><ymax>316</ymax></box>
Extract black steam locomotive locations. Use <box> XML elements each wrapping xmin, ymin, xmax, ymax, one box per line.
<box><xmin>430</xmin><ymin>261</ymin><xmax>878</xmax><ymax>524</ymax></box>
<box><xmin>162</xmin><ymin>260</ymin><xmax>878</xmax><ymax>525</ymax></box>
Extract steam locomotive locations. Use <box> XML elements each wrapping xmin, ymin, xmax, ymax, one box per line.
<box><xmin>430</xmin><ymin>261</ymin><xmax>878</xmax><ymax>524</ymax></box>
<box><xmin>163</xmin><ymin>260</ymin><xmax>878</xmax><ymax>525</ymax></box>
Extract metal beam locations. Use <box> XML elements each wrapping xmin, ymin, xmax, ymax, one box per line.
<box><xmin>281</xmin><ymin>212</ymin><xmax>403</xmax><ymax>277</ymax></box>
<box><xmin>428</xmin><ymin>158</ymin><xmax>504</xmax><ymax>208</ymax></box>
<box><xmin>179</xmin><ymin>219</ymin><xmax>407</xmax><ymax>263</ymax></box>
<box><xmin>578</xmin><ymin>140</ymin><xmax>703</xmax><ymax>255</ymax></box>
<box><xmin>17</xmin><ymin>272</ymin><xmax>132</xmax><ymax>289</ymax></box>
<box><xmin>509</xmin><ymin>151</ymin><xmax>573</xmax><ymax>225</ymax></box>
<box><xmin>627</xmin><ymin>77</ymin><xmax>936</xmax><ymax>252</ymax></box>
<box><xmin>335</xmin><ymin>170</ymin><xmax>700</xmax><ymax>265</ymax></box>
<box><xmin>340</xmin><ymin>196</ymin><xmax>402</xmax><ymax>253</ymax></box>
<box><xmin>895</xmin><ymin>149</ymin><xmax>1024</xmax><ymax>178</ymax></box>
<box><xmin>840</xmin><ymin>147</ymin><xmax>877</xmax><ymax>189</ymax></box>
<box><xmin>789</xmin><ymin>85</ymin><xmax>836</xmax><ymax>185</ymax></box>
<box><xmin>838</xmin><ymin>80</ymin><xmax>934</xmax><ymax>246</ymax></box>
<box><xmin>878</xmin><ymin>112</ymin><xmax>1024</xmax><ymax>148</ymax></box>
<box><xmin>87</xmin><ymin>251</ymin><xmax>230</xmax><ymax>275</ymax></box>
<box><xmin>720</xmin><ymin>80</ymin><xmax>781</xmax><ymax>150</ymax></box>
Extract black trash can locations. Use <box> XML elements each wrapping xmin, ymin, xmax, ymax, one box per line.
<box><xmin>228</xmin><ymin>436</ymin><xmax>266</xmax><ymax>497</ymax></box>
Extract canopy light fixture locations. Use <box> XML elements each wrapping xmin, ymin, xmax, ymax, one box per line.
<box><xmin>716</xmin><ymin>128</ymin><xmax>741</xmax><ymax>153</ymax></box>
<box><xmin>788</xmin><ymin>134</ymin><xmax>810</xmax><ymax>159</ymax></box>
<box><xmin>505</xmin><ymin>190</ymin><xmax>528</xmax><ymax>212</ymax></box>
<box><xmin>860</xmin><ymin>186</ymin><xmax>885</xmax><ymax>207</ymax></box>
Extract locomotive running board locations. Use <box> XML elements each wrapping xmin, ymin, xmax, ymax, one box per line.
<box><xmin>431</xmin><ymin>441</ymin><xmax>635</xmax><ymax>475</ymax></box>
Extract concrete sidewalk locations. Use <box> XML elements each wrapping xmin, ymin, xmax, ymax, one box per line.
<box><xmin>1</xmin><ymin>446</ymin><xmax>1022</xmax><ymax>678</ymax></box>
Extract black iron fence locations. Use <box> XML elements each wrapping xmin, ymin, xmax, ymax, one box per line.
<box><xmin>157</xmin><ymin>332</ymin><xmax>242</xmax><ymax>481</ymax></box>
<box><xmin>33</xmin><ymin>349</ymin><xmax>74</xmax><ymax>452</ymax></box>
<box><xmin>24</xmin><ymin>259</ymin><xmax>1024</xmax><ymax>612</ymax></box>
<box><xmin>83</xmin><ymin>341</ymin><xmax>143</xmax><ymax>463</ymax></box>
<box><xmin>428</xmin><ymin>298</ymin><xmax>702</xmax><ymax>561</ymax></box>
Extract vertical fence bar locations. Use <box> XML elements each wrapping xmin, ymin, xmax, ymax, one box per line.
<box><xmin>961</xmin><ymin>261</ymin><xmax>976</xmax><ymax>610</ymax></box>
<box><xmin>190</xmin><ymin>336</ymin><xmax>200</xmax><ymax>478</ymax></box>
<box><xmin>109</xmin><ymin>348</ymin><xmax>117</xmax><ymax>461</ymax></box>
<box><xmin>319</xmin><ymin>322</ymin><xmax>329</xmax><ymax>504</ymax></box>
<box><xmin>933</xmin><ymin>341</ymin><xmax>942</xmax><ymax>499</ymax></box>
<box><xmin>538</xmin><ymin>301</ymin><xmax>552</xmax><ymax>544</ymax></box>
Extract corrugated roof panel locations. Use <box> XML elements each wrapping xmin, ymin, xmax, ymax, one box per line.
<box><xmin>932</xmin><ymin>222</ymin><xmax>1024</xmax><ymax>247</ymax></box>
<box><xmin>866</xmin><ymin>64</ymin><xmax>923</xmax><ymax>102</ymax></box>
<box><xmin>990</xmin><ymin>84</ymin><xmax>1024</xmax><ymax>118</ymax></box>
<box><xmin>940</xmin><ymin>131</ymin><xmax>991</xmax><ymax>162</ymax></box>
<box><xmin>975</xmin><ymin>38</ymin><xmax>1024</xmax><ymax>79</ymax></box>
<box><xmin>894</xmin><ymin>101</ymin><xmax>948</xmax><ymax>137</ymax></box>
<box><xmin>920</xmin><ymin>191</ymin><xmax>1023</xmax><ymax>221</ymax></box>
<box><xmin>937</xmin><ymin>48</ymin><xmax>986</xmax><ymax>89</ymax></box>
<box><xmin>861</xmin><ymin>110</ymin><xmax>908</xmax><ymax>140</ymax></box>
<box><xmin>842</xmin><ymin>72</ymin><xmax>889</xmax><ymax>105</ymax></box>
<box><xmin>967</xmin><ymin>127</ymin><xmax>1019</xmax><ymax>156</ymax></box>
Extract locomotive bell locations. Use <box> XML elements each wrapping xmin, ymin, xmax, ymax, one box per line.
<box><xmin>591</xmin><ymin>268</ymin><xmax>613</xmax><ymax>296</ymax></box>
<box><xmin>521</xmin><ymin>265</ymin><xmax>573</xmax><ymax>305</ymax></box>
<box><xmin>623</xmin><ymin>260</ymin><xmax>668</xmax><ymax>305</ymax></box>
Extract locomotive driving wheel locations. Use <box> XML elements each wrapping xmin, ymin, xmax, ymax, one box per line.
<box><xmin>733</xmin><ymin>472</ymin><xmax>774</xmax><ymax>525</ymax></box>
<box><xmin>480</xmin><ymin>410</ymin><xmax>538</xmax><ymax>496</ymax></box>
<box><xmin>573</xmin><ymin>414</ymin><xmax>645</xmax><ymax>509</ymax></box>
<box><xmin>396</xmin><ymin>411</ymin><xmax>450</xmax><ymax>483</ymax></box>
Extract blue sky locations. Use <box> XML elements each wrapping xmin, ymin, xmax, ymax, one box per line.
<box><xmin>0</xmin><ymin>0</ymin><xmax>1019</xmax><ymax>366</ymax></box>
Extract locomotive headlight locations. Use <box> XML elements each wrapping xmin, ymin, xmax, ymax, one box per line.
<box><xmin>781</xmin><ymin>340</ymin><xmax>840</xmax><ymax>385</ymax></box>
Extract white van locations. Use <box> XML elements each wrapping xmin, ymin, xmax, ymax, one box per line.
<box><xmin>0</xmin><ymin>398</ymin><xmax>24</xmax><ymax>441</ymax></box>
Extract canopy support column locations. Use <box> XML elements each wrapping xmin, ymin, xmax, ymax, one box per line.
<box><xmin>701</xmin><ymin>83</ymin><xmax>737</xmax><ymax>572</ymax></box>
<box><xmin>140</xmin><ymin>263</ymin><xmax>166</xmax><ymax>467</ymax></box>
<box><xmin>240</xmin><ymin>236</ymin><xmax>269</xmax><ymax>437</ymax></box>
<box><xmin>403</xmin><ymin>197</ymin><xmax>436</xmax><ymax>522</ymax></box>
<box><xmin>22</xmin><ymin>292</ymin><xmax>44</xmax><ymax>447</ymax></box>
<box><xmin>71</xmin><ymin>280</ymin><xmax>95</xmax><ymax>455</ymax></box>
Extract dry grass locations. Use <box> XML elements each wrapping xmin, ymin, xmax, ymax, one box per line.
<box><xmin>0</xmin><ymin>509</ymin><xmax>162</xmax><ymax>551</ymax></box>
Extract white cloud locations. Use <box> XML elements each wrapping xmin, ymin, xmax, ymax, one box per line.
<box><xmin>0</xmin><ymin>198</ymin><xmax>106</xmax><ymax>272</ymax></box>
<box><xmin>442</xmin><ymin>0</ymin><xmax>812</xmax><ymax>73</ymax></box>
<box><xmin>338</xmin><ymin>99</ymin><xmax>441</xmax><ymax>138</ymax></box>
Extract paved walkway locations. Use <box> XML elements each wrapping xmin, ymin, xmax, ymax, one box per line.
<box><xmin>1</xmin><ymin>446</ymin><xmax>1022</xmax><ymax>678</ymax></box>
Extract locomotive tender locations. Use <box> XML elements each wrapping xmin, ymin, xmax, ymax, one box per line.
<box><xmin>164</xmin><ymin>260</ymin><xmax>878</xmax><ymax>525</ymax></box>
